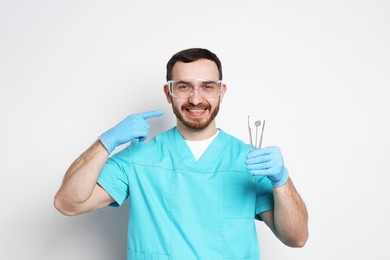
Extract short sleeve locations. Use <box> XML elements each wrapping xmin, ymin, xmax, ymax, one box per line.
<box><xmin>97</xmin><ymin>148</ymin><xmax>131</xmax><ymax>207</ymax></box>
<box><xmin>254</xmin><ymin>175</ymin><xmax>274</xmax><ymax>218</ymax></box>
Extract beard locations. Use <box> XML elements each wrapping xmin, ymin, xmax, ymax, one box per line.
<box><xmin>172</xmin><ymin>100</ymin><xmax>220</xmax><ymax>130</ymax></box>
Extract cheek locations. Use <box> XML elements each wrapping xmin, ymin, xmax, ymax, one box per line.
<box><xmin>210</xmin><ymin>99</ymin><xmax>220</xmax><ymax>109</ymax></box>
<box><xmin>172</xmin><ymin>100</ymin><xmax>184</xmax><ymax>110</ymax></box>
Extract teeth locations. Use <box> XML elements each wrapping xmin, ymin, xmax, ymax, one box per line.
<box><xmin>189</xmin><ymin>109</ymin><xmax>205</xmax><ymax>113</ymax></box>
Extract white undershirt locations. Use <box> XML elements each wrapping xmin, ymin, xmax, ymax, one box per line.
<box><xmin>184</xmin><ymin>130</ymin><xmax>219</xmax><ymax>161</ymax></box>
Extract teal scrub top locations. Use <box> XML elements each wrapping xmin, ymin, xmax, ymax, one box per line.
<box><xmin>97</xmin><ymin>127</ymin><xmax>274</xmax><ymax>260</ymax></box>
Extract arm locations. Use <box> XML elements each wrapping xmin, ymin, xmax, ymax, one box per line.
<box><xmin>246</xmin><ymin>146</ymin><xmax>309</xmax><ymax>247</ymax></box>
<box><xmin>260</xmin><ymin>177</ymin><xmax>308</xmax><ymax>247</ymax></box>
<box><xmin>54</xmin><ymin>140</ymin><xmax>114</xmax><ymax>216</ymax></box>
<box><xmin>54</xmin><ymin>109</ymin><xmax>164</xmax><ymax>216</ymax></box>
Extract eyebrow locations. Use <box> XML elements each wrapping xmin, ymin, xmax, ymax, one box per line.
<box><xmin>172</xmin><ymin>80</ymin><xmax>218</xmax><ymax>84</ymax></box>
<box><xmin>174</xmin><ymin>80</ymin><xmax>191</xmax><ymax>84</ymax></box>
<box><xmin>201</xmin><ymin>80</ymin><xmax>219</xmax><ymax>84</ymax></box>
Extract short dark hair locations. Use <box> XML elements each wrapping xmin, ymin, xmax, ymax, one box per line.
<box><xmin>166</xmin><ymin>48</ymin><xmax>223</xmax><ymax>81</ymax></box>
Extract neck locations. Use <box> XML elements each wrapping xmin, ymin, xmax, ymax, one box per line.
<box><xmin>176</xmin><ymin>120</ymin><xmax>218</xmax><ymax>141</ymax></box>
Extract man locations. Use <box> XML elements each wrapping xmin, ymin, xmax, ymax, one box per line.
<box><xmin>54</xmin><ymin>48</ymin><xmax>308</xmax><ymax>259</ymax></box>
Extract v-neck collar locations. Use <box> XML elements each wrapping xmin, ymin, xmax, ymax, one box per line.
<box><xmin>169</xmin><ymin>127</ymin><xmax>227</xmax><ymax>171</ymax></box>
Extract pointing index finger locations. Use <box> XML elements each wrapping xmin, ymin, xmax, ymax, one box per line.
<box><xmin>136</xmin><ymin>109</ymin><xmax>164</xmax><ymax>120</ymax></box>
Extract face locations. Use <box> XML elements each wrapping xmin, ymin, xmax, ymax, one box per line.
<box><xmin>164</xmin><ymin>59</ymin><xmax>226</xmax><ymax>130</ymax></box>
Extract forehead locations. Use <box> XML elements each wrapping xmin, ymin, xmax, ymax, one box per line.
<box><xmin>171</xmin><ymin>59</ymin><xmax>219</xmax><ymax>80</ymax></box>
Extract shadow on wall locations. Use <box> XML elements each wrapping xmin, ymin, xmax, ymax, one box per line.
<box><xmin>48</xmin><ymin>201</ymin><xmax>129</xmax><ymax>259</ymax></box>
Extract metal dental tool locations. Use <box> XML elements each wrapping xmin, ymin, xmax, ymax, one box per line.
<box><xmin>247</xmin><ymin>115</ymin><xmax>266</xmax><ymax>150</ymax></box>
<box><xmin>258</xmin><ymin>120</ymin><xmax>265</xmax><ymax>149</ymax></box>
<box><xmin>248</xmin><ymin>116</ymin><xmax>254</xmax><ymax>152</ymax></box>
<box><xmin>254</xmin><ymin>120</ymin><xmax>261</xmax><ymax>149</ymax></box>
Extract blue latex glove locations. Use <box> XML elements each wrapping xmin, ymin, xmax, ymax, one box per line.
<box><xmin>245</xmin><ymin>146</ymin><xmax>289</xmax><ymax>187</ymax></box>
<box><xmin>99</xmin><ymin>110</ymin><xmax>164</xmax><ymax>154</ymax></box>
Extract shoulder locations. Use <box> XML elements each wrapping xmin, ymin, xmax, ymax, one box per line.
<box><xmin>218</xmin><ymin>129</ymin><xmax>250</xmax><ymax>152</ymax></box>
<box><xmin>131</xmin><ymin>127</ymin><xmax>174</xmax><ymax>147</ymax></box>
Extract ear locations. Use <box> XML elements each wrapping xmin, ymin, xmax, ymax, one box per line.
<box><xmin>163</xmin><ymin>84</ymin><xmax>173</xmax><ymax>104</ymax></box>
<box><xmin>219</xmin><ymin>83</ymin><xmax>227</xmax><ymax>103</ymax></box>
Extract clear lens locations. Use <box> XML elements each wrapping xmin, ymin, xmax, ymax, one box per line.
<box><xmin>168</xmin><ymin>80</ymin><xmax>221</xmax><ymax>98</ymax></box>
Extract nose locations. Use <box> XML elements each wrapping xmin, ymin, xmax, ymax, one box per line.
<box><xmin>188</xmin><ymin>88</ymin><xmax>204</xmax><ymax>105</ymax></box>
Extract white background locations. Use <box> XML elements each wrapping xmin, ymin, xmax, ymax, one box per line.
<box><xmin>1</xmin><ymin>0</ymin><xmax>389</xmax><ymax>259</ymax></box>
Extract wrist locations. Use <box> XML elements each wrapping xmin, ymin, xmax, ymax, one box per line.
<box><xmin>271</xmin><ymin>167</ymin><xmax>289</xmax><ymax>187</ymax></box>
<box><xmin>98</xmin><ymin>131</ymin><xmax>116</xmax><ymax>154</ymax></box>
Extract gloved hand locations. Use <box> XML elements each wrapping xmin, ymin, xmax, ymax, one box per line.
<box><xmin>99</xmin><ymin>110</ymin><xmax>164</xmax><ymax>154</ymax></box>
<box><xmin>245</xmin><ymin>146</ymin><xmax>289</xmax><ymax>187</ymax></box>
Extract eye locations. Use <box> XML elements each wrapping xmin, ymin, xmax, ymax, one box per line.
<box><xmin>176</xmin><ymin>84</ymin><xmax>191</xmax><ymax>91</ymax></box>
<box><xmin>203</xmin><ymin>83</ymin><xmax>217</xmax><ymax>91</ymax></box>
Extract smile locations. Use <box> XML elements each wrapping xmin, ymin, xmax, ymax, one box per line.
<box><xmin>188</xmin><ymin>109</ymin><xmax>206</xmax><ymax>113</ymax></box>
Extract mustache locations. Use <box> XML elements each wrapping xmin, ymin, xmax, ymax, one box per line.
<box><xmin>182</xmin><ymin>104</ymin><xmax>211</xmax><ymax>110</ymax></box>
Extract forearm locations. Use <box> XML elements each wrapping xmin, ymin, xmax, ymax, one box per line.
<box><xmin>55</xmin><ymin>140</ymin><xmax>109</xmax><ymax>211</ymax></box>
<box><xmin>273</xmin><ymin>177</ymin><xmax>309</xmax><ymax>247</ymax></box>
